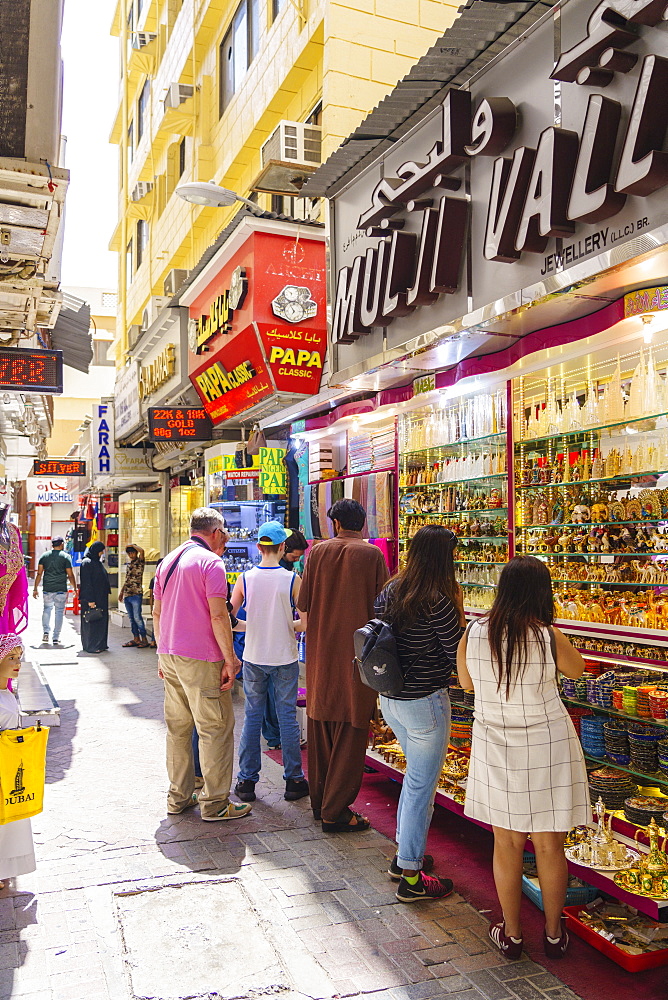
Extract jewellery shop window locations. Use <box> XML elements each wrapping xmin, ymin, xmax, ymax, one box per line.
<box><xmin>170</xmin><ymin>478</ymin><xmax>204</xmax><ymax>549</ymax></box>
<box><xmin>398</xmin><ymin>388</ymin><xmax>509</xmax><ymax>607</ymax></box>
<box><xmin>513</xmin><ymin>335</ymin><xmax>668</xmax><ymax>634</ymax></box>
<box><xmin>119</xmin><ymin>493</ymin><xmax>162</xmax><ymax>565</ymax></box>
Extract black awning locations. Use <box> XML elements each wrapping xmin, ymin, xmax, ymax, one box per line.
<box><xmin>50</xmin><ymin>293</ymin><xmax>92</xmax><ymax>373</ymax></box>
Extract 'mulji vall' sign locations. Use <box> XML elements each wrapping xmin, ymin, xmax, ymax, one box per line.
<box><xmin>187</xmin><ymin>229</ymin><xmax>327</xmax><ymax>424</ymax></box>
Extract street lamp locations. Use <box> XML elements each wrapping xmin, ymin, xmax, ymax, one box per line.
<box><xmin>175</xmin><ymin>181</ymin><xmax>264</xmax><ymax>213</ymax></box>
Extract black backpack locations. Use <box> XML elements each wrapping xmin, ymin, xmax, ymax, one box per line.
<box><xmin>353</xmin><ymin>618</ymin><xmax>405</xmax><ymax>697</ymax></box>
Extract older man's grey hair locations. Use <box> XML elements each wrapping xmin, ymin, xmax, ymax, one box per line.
<box><xmin>190</xmin><ymin>507</ymin><xmax>225</xmax><ymax>534</ymax></box>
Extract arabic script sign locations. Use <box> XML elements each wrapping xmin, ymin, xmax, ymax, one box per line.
<box><xmin>330</xmin><ymin>0</ymin><xmax>668</xmax><ymax>373</ymax></box>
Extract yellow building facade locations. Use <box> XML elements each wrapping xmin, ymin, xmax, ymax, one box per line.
<box><xmin>109</xmin><ymin>0</ymin><xmax>461</xmax><ymax>361</ymax></box>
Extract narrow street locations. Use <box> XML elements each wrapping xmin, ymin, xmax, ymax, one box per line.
<box><xmin>0</xmin><ymin>601</ymin><xmax>580</xmax><ymax>1000</ymax></box>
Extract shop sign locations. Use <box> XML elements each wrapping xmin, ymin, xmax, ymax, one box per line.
<box><xmin>413</xmin><ymin>373</ymin><xmax>436</xmax><ymax>395</ymax></box>
<box><xmin>192</xmin><ymin>266</ymin><xmax>247</xmax><ymax>354</ymax></box>
<box><xmin>0</xmin><ymin>346</ymin><xmax>63</xmax><ymax>394</ymax></box>
<box><xmin>624</xmin><ymin>285</ymin><xmax>668</xmax><ymax>317</ymax></box>
<box><xmin>26</xmin><ymin>478</ymin><xmax>73</xmax><ymax>503</ymax></box>
<box><xmin>190</xmin><ymin>327</ymin><xmax>273</xmax><ymax>424</ymax></box>
<box><xmin>259</xmin><ymin>446</ymin><xmax>286</xmax><ymax>494</ymax></box>
<box><xmin>331</xmin><ymin>0</ymin><xmax>668</xmax><ymax>369</ymax></box>
<box><xmin>114</xmin><ymin>362</ymin><xmax>141</xmax><ymax>438</ymax></box>
<box><xmin>147</xmin><ymin>407</ymin><xmax>213</xmax><ymax>442</ymax></box>
<box><xmin>112</xmin><ymin>447</ymin><xmax>154</xmax><ymax>477</ymax></box>
<box><xmin>92</xmin><ymin>403</ymin><xmax>114</xmax><ymax>476</ymax></box>
<box><xmin>139</xmin><ymin>344</ymin><xmax>176</xmax><ymax>400</ymax></box>
<box><xmin>33</xmin><ymin>459</ymin><xmax>86</xmax><ymax>477</ymax></box>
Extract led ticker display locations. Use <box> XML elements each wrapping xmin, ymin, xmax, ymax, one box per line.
<box><xmin>148</xmin><ymin>407</ymin><xmax>213</xmax><ymax>442</ymax></box>
<box><xmin>33</xmin><ymin>459</ymin><xmax>86</xmax><ymax>477</ymax></box>
<box><xmin>0</xmin><ymin>347</ymin><xmax>63</xmax><ymax>394</ymax></box>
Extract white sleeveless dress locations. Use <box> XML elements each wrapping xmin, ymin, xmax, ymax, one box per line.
<box><xmin>464</xmin><ymin>621</ymin><xmax>590</xmax><ymax>832</ymax></box>
<box><xmin>0</xmin><ymin>687</ymin><xmax>36</xmax><ymax>878</ymax></box>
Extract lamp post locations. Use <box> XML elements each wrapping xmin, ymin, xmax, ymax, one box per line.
<box><xmin>174</xmin><ymin>181</ymin><xmax>264</xmax><ymax>213</ymax></box>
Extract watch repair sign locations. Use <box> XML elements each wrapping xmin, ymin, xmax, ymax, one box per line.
<box><xmin>186</xmin><ymin>228</ymin><xmax>326</xmax><ymax>423</ymax></box>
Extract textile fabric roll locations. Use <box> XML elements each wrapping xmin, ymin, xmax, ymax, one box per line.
<box><xmin>318</xmin><ymin>483</ymin><xmax>329</xmax><ymax>537</ymax></box>
<box><xmin>303</xmin><ymin>485</ymin><xmax>313</xmax><ymax>539</ymax></box>
<box><xmin>375</xmin><ymin>471</ymin><xmax>393</xmax><ymax>538</ymax></box>
<box><xmin>325</xmin><ymin>482</ymin><xmax>334</xmax><ymax>537</ymax></box>
<box><xmin>310</xmin><ymin>485</ymin><xmax>322</xmax><ymax>539</ymax></box>
<box><xmin>344</xmin><ymin>477</ymin><xmax>354</xmax><ymax>499</ymax></box>
<box><xmin>359</xmin><ymin>477</ymin><xmax>369</xmax><ymax>538</ymax></box>
<box><xmin>331</xmin><ymin>479</ymin><xmax>344</xmax><ymax>505</ymax></box>
<box><xmin>352</xmin><ymin>477</ymin><xmax>362</xmax><ymax>502</ymax></box>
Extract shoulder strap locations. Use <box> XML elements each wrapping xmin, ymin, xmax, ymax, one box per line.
<box><xmin>547</xmin><ymin>625</ymin><xmax>557</xmax><ymax>665</ymax></box>
<box><xmin>160</xmin><ymin>543</ymin><xmax>195</xmax><ymax>594</ymax></box>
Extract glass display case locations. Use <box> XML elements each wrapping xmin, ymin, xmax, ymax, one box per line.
<box><xmin>398</xmin><ymin>389</ymin><xmax>510</xmax><ymax>606</ymax></box>
<box><xmin>119</xmin><ymin>492</ymin><xmax>162</xmax><ymax>567</ymax></box>
<box><xmin>218</xmin><ymin>500</ymin><xmax>286</xmax><ymax>583</ymax></box>
<box><xmin>169</xmin><ymin>478</ymin><xmax>204</xmax><ymax>549</ymax></box>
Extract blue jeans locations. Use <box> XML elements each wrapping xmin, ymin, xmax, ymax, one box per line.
<box><xmin>380</xmin><ymin>689</ymin><xmax>451</xmax><ymax>871</ymax></box>
<box><xmin>238</xmin><ymin>660</ymin><xmax>303</xmax><ymax>783</ymax></box>
<box><xmin>42</xmin><ymin>591</ymin><xmax>67</xmax><ymax>640</ymax></box>
<box><xmin>124</xmin><ymin>594</ymin><xmax>146</xmax><ymax>639</ymax></box>
<box><xmin>262</xmin><ymin>678</ymin><xmax>281</xmax><ymax>747</ymax></box>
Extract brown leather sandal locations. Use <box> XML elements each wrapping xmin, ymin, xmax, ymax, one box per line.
<box><xmin>321</xmin><ymin>809</ymin><xmax>371</xmax><ymax>833</ymax></box>
<box><xmin>122</xmin><ymin>638</ymin><xmax>139</xmax><ymax>647</ymax></box>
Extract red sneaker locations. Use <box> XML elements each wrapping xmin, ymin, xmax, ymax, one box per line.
<box><xmin>543</xmin><ymin>919</ymin><xmax>569</xmax><ymax>959</ymax></box>
<box><xmin>489</xmin><ymin>921</ymin><xmax>523</xmax><ymax>960</ymax></box>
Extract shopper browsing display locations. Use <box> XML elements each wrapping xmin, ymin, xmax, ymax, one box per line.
<box><xmin>457</xmin><ymin>555</ymin><xmax>590</xmax><ymax>960</ymax></box>
<box><xmin>376</xmin><ymin>525</ymin><xmax>465</xmax><ymax>902</ymax></box>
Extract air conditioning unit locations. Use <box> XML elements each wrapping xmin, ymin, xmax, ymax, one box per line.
<box><xmin>163</xmin><ymin>268</ymin><xmax>189</xmax><ymax>297</ymax></box>
<box><xmin>140</xmin><ymin>295</ymin><xmax>170</xmax><ymax>332</ymax></box>
<box><xmin>127</xmin><ymin>324</ymin><xmax>142</xmax><ymax>350</ymax></box>
<box><xmin>262</xmin><ymin>121</ymin><xmax>322</xmax><ymax>168</ymax></box>
<box><xmin>132</xmin><ymin>32</ymin><xmax>156</xmax><ymax>49</ymax></box>
<box><xmin>131</xmin><ymin>181</ymin><xmax>153</xmax><ymax>202</ymax></box>
<box><xmin>163</xmin><ymin>83</ymin><xmax>194</xmax><ymax>111</ymax></box>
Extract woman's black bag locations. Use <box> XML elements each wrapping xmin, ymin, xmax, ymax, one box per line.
<box><xmin>353</xmin><ymin>619</ymin><xmax>404</xmax><ymax>697</ymax></box>
<box><xmin>83</xmin><ymin>607</ymin><xmax>104</xmax><ymax>624</ymax></box>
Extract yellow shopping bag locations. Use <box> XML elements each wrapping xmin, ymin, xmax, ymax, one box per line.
<box><xmin>0</xmin><ymin>724</ymin><xmax>49</xmax><ymax>824</ymax></box>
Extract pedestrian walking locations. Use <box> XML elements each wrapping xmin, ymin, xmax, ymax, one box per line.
<box><xmin>457</xmin><ymin>555</ymin><xmax>589</xmax><ymax>960</ymax></box>
<box><xmin>79</xmin><ymin>542</ymin><xmax>111</xmax><ymax>653</ymax></box>
<box><xmin>33</xmin><ymin>536</ymin><xmax>77</xmax><ymax>646</ymax></box>
<box><xmin>120</xmin><ymin>543</ymin><xmax>148</xmax><ymax>647</ymax></box>
<box><xmin>152</xmin><ymin>507</ymin><xmax>251</xmax><ymax>822</ymax></box>
<box><xmin>0</xmin><ymin>635</ymin><xmax>35</xmax><ymax>889</ymax></box>
<box><xmin>231</xmin><ymin>520</ymin><xmax>308</xmax><ymax>804</ymax></box>
<box><xmin>297</xmin><ymin>498</ymin><xmax>389</xmax><ymax>831</ymax></box>
<box><xmin>377</xmin><ymin>525</ymin><xmax>464</xmax><ymax>902</ymax></box>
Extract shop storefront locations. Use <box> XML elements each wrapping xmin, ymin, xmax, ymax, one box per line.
<box><xmin>288</xmin><ymin>0</ymin><xmax>668</xmax><ymax>942</ymax></box>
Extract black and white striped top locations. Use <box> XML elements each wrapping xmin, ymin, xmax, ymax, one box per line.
<box><xmin>374</xmin><ymin>586</ymin><xmax>463</xmax><ymax>701</ymax></box>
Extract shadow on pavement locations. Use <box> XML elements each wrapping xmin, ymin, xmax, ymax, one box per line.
<box><xmin>45</xmin><ymin>699</ymin><xmax>79</xmax><ymax>784</ymax></box>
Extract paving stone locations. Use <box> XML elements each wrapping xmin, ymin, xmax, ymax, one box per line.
<box><xmin>490</xmin><ymin>961</ymin><xmax>546</xmax><ymax>982</ymax></box>
<box><xmin>382</xmin><ymin>936</ymin><xmax>433</xmax><ymax>956</ymax></box>
<box><xmin>417</xmin><ymin>943</ymin><xmax>467</xmax><ymax>965</ymax></box>
<box><xmin>0</xmin><ymin>943</ymin><xmax>19</xmax><ymax>970</ymax></box>
<box><xmin>451</xmin><ymin>954</ymin><xmax>510</xmax><ymax>973</ymax></box>
<box><xmin>541</xmin><ymin>990</ymin><xmax>581</xmax><ymax>1000</ymax></box>
<box><xmin>507</xmin><ymin>981</ymin><xmax>549</xmax><ymax>1000</ymax></box>
<box><xmin>526</xmin><ymin>973</ymin><xmax>564</xmax><ymax>991</ymax></box>
<box><xmin>389</xmin><ymin>980</ymin><xmax>449</xmax><ymax>999</ymax></box>
<box><xmin>465</xmin><ymin>969</ymin><xmax>514</xmax><ymax>999</ymax></box>
<box><xmin>392</xmin><ymin>952</ymin><xmax>439</xmax><ymax>983</ymax></box>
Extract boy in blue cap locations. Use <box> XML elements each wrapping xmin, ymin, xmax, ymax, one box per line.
<box><xmin>230</xmin><ymin>520</ymin><xmax>309</xmax><ymax>803</ymax></box>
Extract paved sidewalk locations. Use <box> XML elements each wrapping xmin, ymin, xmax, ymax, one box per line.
<box><xmin>0</xmin><ymin>600</ymin><xmax>582</xmax><ymax>1000</ymax></box>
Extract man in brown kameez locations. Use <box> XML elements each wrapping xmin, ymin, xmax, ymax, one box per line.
<box><xmin>297</xmin><ymin>498</ymin><xmax>389</xmax><ymax>831</ymax></box>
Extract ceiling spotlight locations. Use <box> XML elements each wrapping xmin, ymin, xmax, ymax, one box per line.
<box><xmin>641</xmin><ymin>313</ymin><xmax>654</xmax><ymax>343</ymax></box>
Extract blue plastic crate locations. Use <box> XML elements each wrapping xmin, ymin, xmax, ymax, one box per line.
<box><xmin>521</xmin><ymin>852</ymin><xmax>599</xmax><ymax>911</ymax></box>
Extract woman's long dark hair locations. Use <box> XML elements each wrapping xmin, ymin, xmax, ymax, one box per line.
<box><xmin>485</xmin><ymin>555</ymin><xmax>554</xmax><ymax>697</ymax></box>
<box><xmin>385</xmin><ymin>525</ymin><xmax>458</xmax><ymax>631</ymax></box>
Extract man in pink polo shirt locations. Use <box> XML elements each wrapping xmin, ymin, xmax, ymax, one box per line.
<box><xmin>153</xmin><ymin>506</ymin><xmax>252</xmax><ymax>822</ymax></box>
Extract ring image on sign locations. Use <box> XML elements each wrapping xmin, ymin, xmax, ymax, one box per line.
<box><xmin>271</xmin><ymin>285</ymin><xmax>317</xmax><ymax>324</ymax></box>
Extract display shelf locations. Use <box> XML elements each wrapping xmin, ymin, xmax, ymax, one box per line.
<box><xmin>403</xmin><ymin>474</ymin><xmax>507</xmax><ymax>489</ymax></box>
<box><xmin>562</xmin><ymin>695</ymin><xmax>668</xmax><ymax>733</ymax></box>
<box><xmin>552</xmin><ymin>579</ymin><xmax>666</xmax><ymax>587</ymax></box>
<box><xmin>401</xmin><ymin>431</ymin><xmax>506</xmax><ymax>455</ymax></box>
<box><xmin>454</xmin><ymin>560</ymin><xmax>507</xmax><ymax>565</ymax></box>
<box><xmin>365</xmin><ymin>747</ymin><xmax>667</xmax><ymax>917</ymax></box>
<box><xmin>459</xmin><ymin>582</ymin><xmax>497</xmax><ymax>589</ymax></box>
<box><xmin>399</xmin><ymin>535</ymin><xmax>508</xmax><ymax>543</ymax></box>
<box><xmin>517</xmin><ymin>470</ymin><xmax>668</xmax><ymax>490</ymax></box>
<box><xmin>518</xmin><ymin>410</ymin><xmax>668</xmax><ymax>447</ymax></box>
<box><xmin>556</xmin><ymin>619</ymin><xmax>668</xmax><ymax>643</ymax></box>
<box><xmin>398</xmin><ymin>506</ymin><xmax>509</xmax><ymax>517</ymax></box>
<box><xmin>571</xmin><ymin>649</ymin><xmax>668</xmax><ymax>670</ymax></box>
<box><xmin>526</xmin><ymin>552</ymin><xmax>668</xmax><ymax>559</ymax></box>
<box><xmin>583</xmin><ymin>751</ymin><xmax>668</xmax><ymax>791</ymax></box>
<box><xmin>521</xmin><ymin>519</ymin><xmax>668</xmax><ymax>529</ymax></box>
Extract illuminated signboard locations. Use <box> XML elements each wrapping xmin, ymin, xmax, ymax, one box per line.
<box><xmin>147</xmin><ymin>407</ymin><xmax>213</xmax><ymax>442</ymax></box>
<box><xmin>0</xmin><ymin>347</ymin><xmax>63</xmax><ymax>393</ymax></box>
<box><xmin>33</xmin><ymin>459</ymin><xmax>86</xmax><ymax>477</ymax></box>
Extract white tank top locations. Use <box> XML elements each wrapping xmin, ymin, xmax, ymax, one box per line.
<box><xmin>242</xmin><ymin>565</ymin><xmax>298</xmax><ymax>666</ymax></box>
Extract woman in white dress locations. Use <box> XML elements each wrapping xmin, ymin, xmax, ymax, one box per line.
<box><xmin>457</xmin><ymin>556</ymin><xmax>589</xmax><ymax>961</ymax></box>
<box><xmin>0</xmin><ymin>636</ymin><xmax>36</xmax><ymax>889</ymax></box>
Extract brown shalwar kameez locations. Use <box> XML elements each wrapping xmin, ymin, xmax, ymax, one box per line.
<box><xmin>297</xmin><ymin>530</ymin><xmax>389</xmax><ymax>822</ymax></box>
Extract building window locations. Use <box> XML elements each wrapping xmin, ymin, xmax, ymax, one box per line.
<box><xmin>136</xmin><ymin>220</ymin><xmax>149</xmax><ymax>270</ymax></box>
<box><xmin>126</xmin><ymin>239</ymin><xmax>133</xmax><ymax>286</ymax></box>
<box><xmin>178</xmin><ymin>137</ymin><xmax>186</xmax><ymax>178</ymax></box>
<box><xmin>306</xmin><ymin>101</ymin><xmax>322</xmax><ymax>127</ymax></box>
<box><xmin>271</xmin><ymin>0</ymin><xmax>285</xmax><ymax>21</ymax></box>
<box><xmin>127</xmin><ymin>121</ymin><xmax>134</xmax><ymax>171</ymax></box>
<box><xmin>137</xmin><ymin>79</ymin><xmax>150</xmax><ymax>143</ymax></box>
<box><xmin>219</xmin><ymin>0</ymin><xmax>260</xmax><ymax>117</ymax></box>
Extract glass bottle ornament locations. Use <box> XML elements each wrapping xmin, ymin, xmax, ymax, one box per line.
<box><xmin>628</xmin><ymin>346</ymin><xmax>647</xmax><ymax>418</ymax></box>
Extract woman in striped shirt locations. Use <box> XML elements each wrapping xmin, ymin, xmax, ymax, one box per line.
<box><xmin>376</xmin><ymin>525</ymin><xmax>465</xmax><ymax>902</ymax></box>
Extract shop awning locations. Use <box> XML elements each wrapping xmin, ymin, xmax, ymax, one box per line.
<box><xmin>50</xmin><ymin>292</ymin><xmax>92</xmax><ymax>373</ymax></box>
<box><xmin>303</xmin><ymin>0</ymin><xmax>554</xmax><ymax>199</ymax></box>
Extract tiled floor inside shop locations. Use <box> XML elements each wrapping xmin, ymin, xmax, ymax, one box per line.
<box><xmin>0</xmin><ymin>600</ymin><xmax>640</xmax><ymax>1000</ymax></box>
